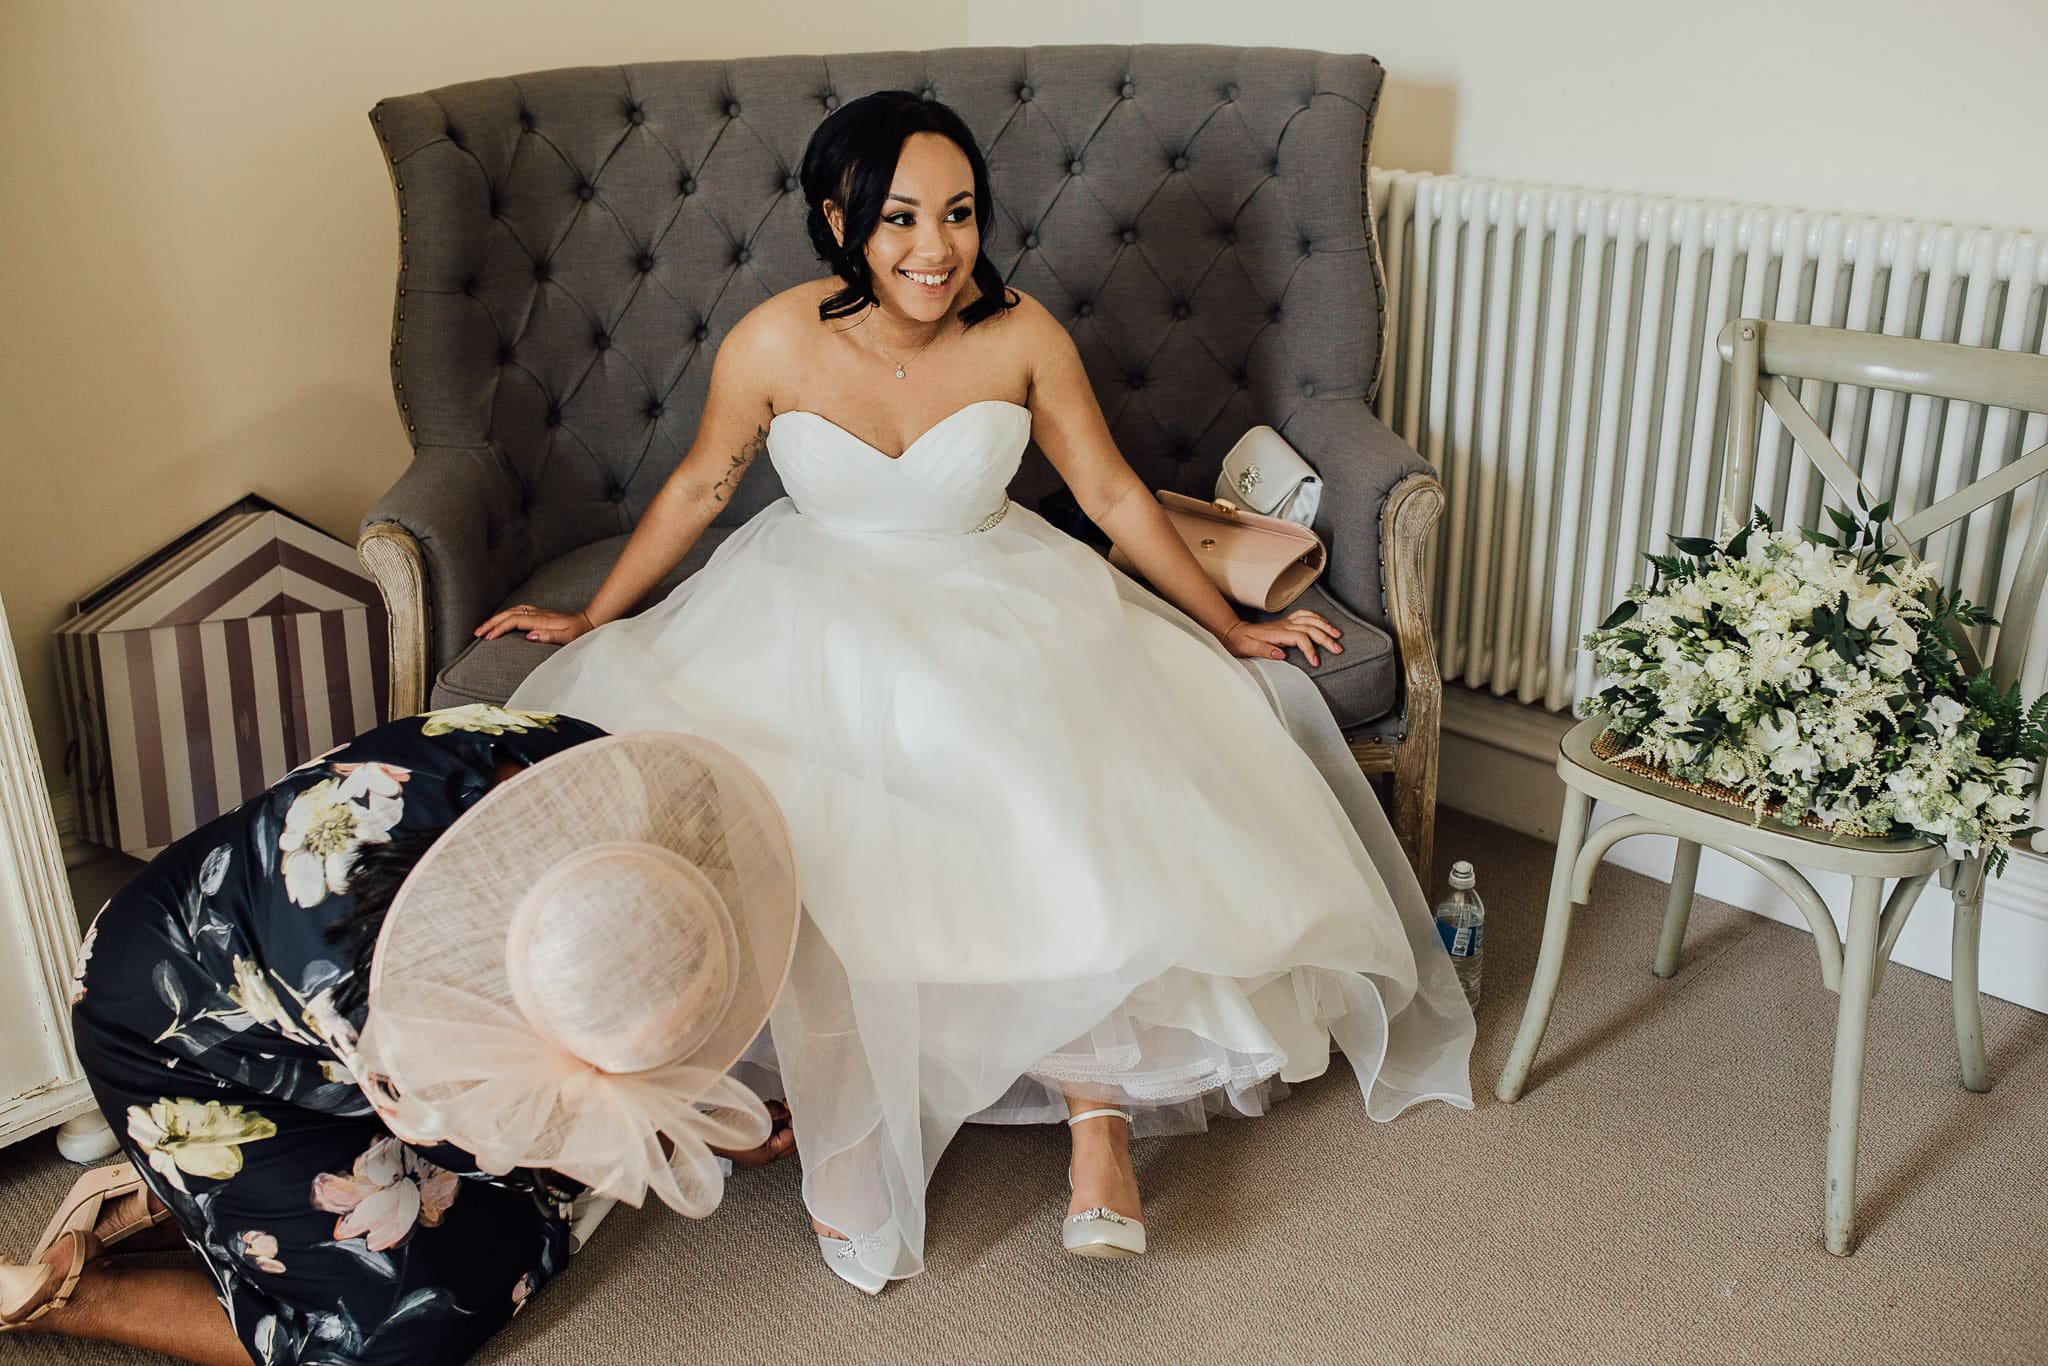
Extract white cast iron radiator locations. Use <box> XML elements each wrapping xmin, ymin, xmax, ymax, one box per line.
<box><xmin>1368</xmin><ymin>169</ymin><xmax>2048</xmax><ymax>715</ymax></box>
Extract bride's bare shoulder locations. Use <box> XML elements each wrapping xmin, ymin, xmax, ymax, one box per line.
<box><xmin>981</xmin><ymin>288</ymin><xmax>1082</xmax><ymax>372</ymax></box>
<box><xmin>729</xmin><ymin>280</ymin><xmax>839</xmax><ymax>344</ymax></box>
<box><xmin>717</xmin><ymin>281</ymin><xmax>849</xmax><ymax>380</ymax></box>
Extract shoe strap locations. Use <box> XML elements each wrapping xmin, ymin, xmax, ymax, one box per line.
<box><xmin>1065</xmin><ymin>1108</ymin><xmax>1131</xmax><ymax>1127</ymax></box>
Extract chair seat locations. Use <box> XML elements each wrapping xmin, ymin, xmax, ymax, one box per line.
<box><xmin>1258</xmin><ymin>582</ymin><xmax>1399</xmax><ymax>731</ymax></box>
<box><xmin>1559</xmin><ymin>714</ymin><xmax>1948</xmax><ymax>878</ymax></box>
<box><xmin>435</xmin><ymin>534</ymin><xmax>1402</xmax><ymax>729</ymax></box>
<box><xmin>432</xmin><ymin>528</ymin><xmax>735</xmax><ymax>707</ymax></box>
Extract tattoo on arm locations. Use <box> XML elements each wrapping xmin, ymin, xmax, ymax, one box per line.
<box><xmin>711</xmin><ymin>425</ymin><xmax>768</xmax><ymax>504</ymax></box>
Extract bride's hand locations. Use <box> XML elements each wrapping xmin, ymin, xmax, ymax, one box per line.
<box><xmin>1223</xmin><ymin>611</ymin><xmax>1344</xmax><ymax>667</ymax></box>
<box><xmin>474</xmin><ymin>604</ymin><xmax>595</xmax><ymax>644</ymax></box>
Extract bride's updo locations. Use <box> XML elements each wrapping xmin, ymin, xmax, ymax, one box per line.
<box><xmin>799</xmin><ymin>90</ymin><xmax>1017</xmax><ymax>328</ymax></box>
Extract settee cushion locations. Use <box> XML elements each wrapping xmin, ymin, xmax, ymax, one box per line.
<box><xmin>436</xmin><ymin>527</ymin><xmax>1398</xmax><ymax>735</ymax></box>
<box><xmin>432</xmin><ymin>527</ymin><xmax>734</xmax><ymax>706</ymax></box>
<box><xmin>1260</xmin><ymin>582</ymin><xmax>1397</xmax><ymax>732</ymax></box>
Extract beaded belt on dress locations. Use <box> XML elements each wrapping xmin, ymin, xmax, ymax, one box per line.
<box><xmin>967</xmin><ymin>497</ymin><xmax>1010</xmax><ymax>534</ymax></box>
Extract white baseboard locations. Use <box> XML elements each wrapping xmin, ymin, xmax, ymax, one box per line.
<box><xmin>1439</xmin><ymin>687</ymin><xmax>2048</xmax><ymax>1014</ymax></box>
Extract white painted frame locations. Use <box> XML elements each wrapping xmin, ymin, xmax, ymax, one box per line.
<box><xmin>0</xmin><ymin>591</ymin><xmax>99</xmax><ymax>1146</ymax></box>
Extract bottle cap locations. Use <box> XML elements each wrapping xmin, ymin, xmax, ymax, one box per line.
<box><xmin>1448</xmin><ymin>860</ymin><xmax>1476</xmax><ymax>890</ymax></box>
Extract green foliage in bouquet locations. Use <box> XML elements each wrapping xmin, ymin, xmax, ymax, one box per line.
<box><xmin>1582</xmin><ymin>495</ymin><xmax>2046</xmax><ymax>873</ymax></box>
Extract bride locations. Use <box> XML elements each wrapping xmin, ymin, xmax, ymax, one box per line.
<box><xmin>481</xmin><ymin>89</ymin><xmax>1474</xmax><ymax>1292</ymax></box>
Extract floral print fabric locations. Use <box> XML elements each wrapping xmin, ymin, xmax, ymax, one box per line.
<box><xmin>70</xmin><ymin>709</ymin><xmax>603</xmax><ymax>1366</ymax></box>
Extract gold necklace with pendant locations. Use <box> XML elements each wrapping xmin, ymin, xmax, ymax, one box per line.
<box><xmin>861</xmin><ymin>307</ymin><xmax>941</xmax><ymax>380</ymax></box>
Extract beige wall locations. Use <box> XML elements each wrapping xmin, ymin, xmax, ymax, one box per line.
<box><xmin>968</xmin><ymin>0</ymin><xmax>2046</xmax><ymax>229</ymax></box>
<box><xmin>0</xmin><ymin>0</ymin><xmax>968</xmax><ymax>779</ymax></box>
<box><xmin>2</xmin><ymin>0</ymin><xmax>2037</xmax><ymax>786</ymax></box>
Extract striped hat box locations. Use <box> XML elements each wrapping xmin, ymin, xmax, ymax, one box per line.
<box><xmin>54</xmin><ymin>496</ymin><xmax>389</xmax><ymax>857</ymax></box>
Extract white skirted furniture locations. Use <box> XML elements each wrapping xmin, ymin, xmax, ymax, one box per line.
<box><xmin>1495</xmin><ymin>319</ymin><xmax>2048</xmax><ymax>1255</ymax></box>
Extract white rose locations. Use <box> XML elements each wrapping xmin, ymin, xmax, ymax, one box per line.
<box><xmin>1925</xmin><ymin>695</ymin><xmax>1966</xmax><ymax>730</ymax></box>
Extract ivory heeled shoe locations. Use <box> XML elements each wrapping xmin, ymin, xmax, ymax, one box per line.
<box><xmin>32</xmin><ymin>1162</ymin><xmax>169</xmax><ymax>1262</ymax></box>
<box><xmin>0</xmin><ymin>1230</ymin><xmax>91</xmax><ymax>1332</ymax></box>
<box><xmin>815</xmin><ymin>1230</ymin><xmax>888</xmax><ymax>1295</ymax></box>
<box><xmin>1062</xmin><ymin>1108</ymin><xmax>1146</xmax><ymax>1259</ymax></box>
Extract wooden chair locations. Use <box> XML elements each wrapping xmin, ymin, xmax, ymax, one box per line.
<box><xmin>1495</xmin><ymin>318</ymin><xmax>2048</xmax><ymax>1255</ymax></box>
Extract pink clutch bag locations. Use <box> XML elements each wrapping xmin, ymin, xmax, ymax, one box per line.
<box><xmin>1109</xmin><ymin>491</ymin><xmax>1328</xmax><ymax>612</ymax></box>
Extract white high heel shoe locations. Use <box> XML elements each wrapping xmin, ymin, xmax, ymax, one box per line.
<box><xmin>815</xmin><ymin>1229</ymin><xmax>888</xmax><ymax>1295</ymax></box>
<box><xmin>1062</xmin><ymin>1108</ymin><xmax>1146</xmax><ymax>1259</ymax></box>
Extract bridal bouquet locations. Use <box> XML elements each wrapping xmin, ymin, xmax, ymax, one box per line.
<box><xmin>1581</xmin><ymin>499</ymin><xmax>2046</xmax><ymax>872</ymax></box>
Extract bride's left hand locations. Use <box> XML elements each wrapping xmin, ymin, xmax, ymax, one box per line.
<box><xmin>1224</xmin><ymin>611</ymin><xmax>1344</xmax><ymax>666</ymax></box>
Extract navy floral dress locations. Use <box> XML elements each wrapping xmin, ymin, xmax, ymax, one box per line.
<box><xmin>70</xmin><ymin>705</ymin><xmax>605</xmax><ymax>1366</ymax></box>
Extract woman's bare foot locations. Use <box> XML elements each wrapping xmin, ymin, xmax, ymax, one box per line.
<box><xmin>810</xmin><ymin>1217</ymin><xmax>849</xmax><ymax>1241</ymax></box>
<box><xmin>1065</xmin><ymin>1110</ymin><xmax>1143</xmax><ymax>1224</ymax></box>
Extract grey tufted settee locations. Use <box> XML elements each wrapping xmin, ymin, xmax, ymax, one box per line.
<box><xmin>356</xmin><ymin>44</ymin><xmax>1446</xmax><ymax>876</ymax></box>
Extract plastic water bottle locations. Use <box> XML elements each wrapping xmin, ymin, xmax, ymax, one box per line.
<box><xmin>1433</xmin><ymin>861</ymin><xmax>1484</xmax><ymax>1008</ymax></box>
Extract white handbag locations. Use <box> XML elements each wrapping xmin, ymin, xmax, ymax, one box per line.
<box><xmin>1216</xmin><ymin>426</ymin><xmax>1322</xmax><ymax>526</ymax></box>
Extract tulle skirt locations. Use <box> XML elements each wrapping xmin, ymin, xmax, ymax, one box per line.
<box><xmin>509</xmin><ymin>498</ymin><xmax>1474</xmax><ymax>1281</ymax></box>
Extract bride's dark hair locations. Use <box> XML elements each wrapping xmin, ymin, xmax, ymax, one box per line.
<box><xmin>800</xmin><ymin>90</ymin><xmax>1017</xmax><ymax>328</ymax></box>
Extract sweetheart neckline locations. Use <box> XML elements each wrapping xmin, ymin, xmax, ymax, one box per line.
<box><xmin>769</xmin><ymin>399</ymin><xmax>1029</xmax><ymax>462</ymax></box>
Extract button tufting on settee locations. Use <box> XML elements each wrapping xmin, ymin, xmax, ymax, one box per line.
<box><xmin>1300</xmin><ymin>381</ymin><xmax>1316</xmax><ymax>398</ymax></box>
<box><xmin>369</xmin><ymin>50</ymin><xmax>1405</xmax><ymax>735</ymax></box>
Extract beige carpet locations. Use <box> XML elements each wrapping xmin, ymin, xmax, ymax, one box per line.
<box><xmin>5</xmin><ymin>808</ymin><xmax>2045</xmax><ymax>1365</ymax></box>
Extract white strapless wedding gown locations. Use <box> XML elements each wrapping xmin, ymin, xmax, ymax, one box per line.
<box><xmin>510</xmin><ymin>399</ymin><xmax>1474</xmax><ymax>1282</ymax></box>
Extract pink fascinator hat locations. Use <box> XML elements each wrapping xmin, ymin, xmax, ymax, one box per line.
<box><xmin>356</xmin><ymin>732</ymin><xmax>798</xmax><ymax>1218</ymax></box>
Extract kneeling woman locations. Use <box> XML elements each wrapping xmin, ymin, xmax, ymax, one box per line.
<box><xmin>0</xmin><ymin>708</ymin><xmax>798</xmax><ymax>1366</ymax></box>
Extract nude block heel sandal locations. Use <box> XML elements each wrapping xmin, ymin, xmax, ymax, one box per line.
<box><xmin>0</xmin><ymin>1230</ymin><xmax>91</xmax><ymax>1332</ymax></box>
<box><xmin>32</xmin><ymin>1162</ymin><xmax>167</xmax><ymax>1262</ymax></box>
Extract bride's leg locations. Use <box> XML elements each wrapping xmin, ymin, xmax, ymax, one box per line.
<box><xmin>1064</xmin><ymin>1094</ymin><xmax>1143</xmax><ymax>1221</ymax></box>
